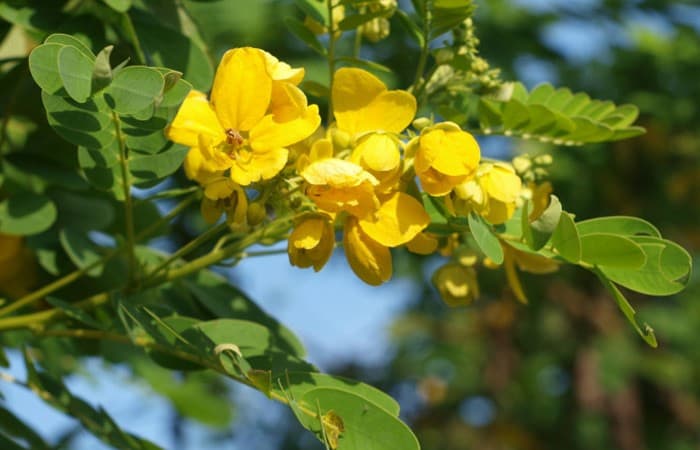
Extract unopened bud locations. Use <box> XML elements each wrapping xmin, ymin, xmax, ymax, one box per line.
<box><xmin>412</xmin><ymin>117</ymin><xmax>432</xmax><ymax>130</ymax></box>
<box><xmin>246</xmin><ymin>202</ymin><xmax>267</xmax><ymax>226</ymax></box>
<box><xmin>434</xmin><ymin>48</ymin><xmax>454</xmax><ymax>65</ymax></box>
<box><xmin>361</xmin><ymin>17</ymin><xmax>390</xmax><ymax>42</ymax></box>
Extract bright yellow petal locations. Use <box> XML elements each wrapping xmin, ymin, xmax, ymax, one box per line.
<box><xmin>210</xmin><ymin>47</ymin><xmax>272</xmax><ymax>132</ymax></box>
<box><xmin>359</xmin><ymin>192</ymin><xmax>429</xmax><ymax>247</ymax></box>
<box><xmin>432</xmin><ymin>263</ymin><xmax>479</xmax><ymax>307</ymax></box>
<box><xmin>229</xmin><ymin>147</ymin><xmax>289</xmax><ymax>185</ymax></box>
<box><xmin>250</xmin><ymin>105</ymin><xmax>320</xmax><ymax>151</ymax></box>
<box><xmin>292</xmin><ymin>218</ymin><xmax>325</xmax><ymax>249</ymax></box>
<box><xmin>352</xmin><ymin>133</ymin><xmax>400</xmax><ymax>172</ymax></box>
<box><xmin>352</xmin><ymin>91</ymin><xmax>416</xmax><ymax>134</ymax></box>
<box><xmin>504</xmin><ymin>247</ymin><xmax>528</xmax><ymax>304</ymax></box>
<box><xmin>166</xmin><ymin>90</ymin><xmax>224</xmax><ymax>147</ymax></box>
<box><xmin>204</xmin><ymin>177</ymin><xmax>236</xmax><ymax>200</ymax></box>
<box><xmin>263</xmin><ymin>51</ymin><xmax>305</xmax><ymax>85</ymax></box>
<box><xmin>481</xmin><ymin>163</ymin><xmax>521</xmax><ymax>203</ymax></box>
<box><xmin>333</xmin><ymin>68</ymin><xmax>386</xmax><ymax>133</ymax></box>
<box><xmin>418</xmin><ymin>129</ymin><xmax>480</xmax><ymax>177</ymax></box>
<box><xmin>418</xmin><ymin>168</ymin><xmax>467</xmax><ymax>197</ymax></box>
<box><xmin>269</xmin><ymin>82</ymin><xmax>308</xmax><ymax>122</ymax></box>
<box><xmin>301</xmin><ymin>158</ymin><xmax>378</xmax><ymax>187</ymax></box>
<box><xmin>344</xmin><ymin>217</ymin><xmax>392</xmax><ymax>286</ymax></box>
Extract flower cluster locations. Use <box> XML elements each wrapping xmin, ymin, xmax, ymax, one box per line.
<box><xmin>167</xmin><ymin>47</ymin><xmax>540</xmax><ymax>297</ymax></box>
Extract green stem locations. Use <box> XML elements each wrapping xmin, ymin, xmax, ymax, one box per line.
<box><xmin>144</xmin><ymin>222</ymin><xmax>228</xmax><ymax>281</ymax></box>
<box><xmin>353</xmin><ymin>26</ymin><xmax>363</xmax><ymax>58</ymax></box>
<box><xmin>326</xmin><ymin>0</ymin><xmax>338</xmax><ymax>124</ymax></box>
<box><xmin>113</xmin><ymin>111</ymin><xmax>137</xmax><ymax>285</ymax></box>
<box><xmin>0</xmin><ymin>192</ymin><xmax>198</xmax><ymax>318</ymax></box>
<box><xmin>121</xmin><ymin>12</ymin><xmax>147</xmax><ymax>65</ymax></box>
<box><xmin>410</xmin><ymin>2</ymin><xmax>431</xmax><ymax>102</ymax></box>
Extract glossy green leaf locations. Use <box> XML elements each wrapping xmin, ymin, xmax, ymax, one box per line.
<box><xmin>469</xmin><ymin>212</ymin><xmax>504</xmax><ymax>264</ymax></box>
<box><xmin>104</xmin><ymin>66</ymin><xmax>164</xmax><ymax>115</ymax></box>
<box><xmin>52</xmin><ymin>190</ymin><xmax>115</xmax><ymax>231</ymax></box>
<box><xmin>596</xmin><ymin>270</ymin><xmax>658</xmax><ymax>347</ymax></box>
<box><xmin>59</xmin><ymin>228</ymin><xmax>103</xmax><ymax>276</ymax></box>
<box><xmin>57</xmin><ymin>46</ymin><xmax>94</xmax><ymax>103</ymax></box>
<box><xmin>46</xmin><ymin>297</ymin><xmax>103</xmax><ymax>329</ymax></box>
<box><xmin>0</xmin><ymin>406</ymin><xmax>49</xmax><ymax>450</ymax></box>
<box><xmin>579</xmin><ymin>233</ymin><xmax>646</xmax><ymax>268</ymax></box>
<box><xmin>301</xmin><ymin>388</ymin><xmax>420</xmax><ymax>450</ymax></box>
<box><xmin>193</xmin><ymin>319</ymin><xmax>273</xmax><ymax>358</ymax></box>
<box><xmin>0</xmin><ymin>193</ymin><xmax>57</xmax><ymax>235</ymax></box>
<box><xmin>129</xmin><ymin>145</ymin><xmax>188</xmax><ymax>184</ymax></box>
<box><xmin>28</xmin><ymin>44</ymin><xmax>65</xmax><ymax>95</ymax></box>
<box><xmin>550</xmin><ymin>211</ymin><xmax>581</xmax><ymax>262</ymax></box>
<box><xmin>576</xmin><ymin>216</ymin><xmax>661</xmax><ymax>238</ymax></box>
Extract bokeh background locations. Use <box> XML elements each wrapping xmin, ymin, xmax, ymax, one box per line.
<box><xmin>1</xmin><ymin>0</ymin><xmax>699</xmax><ymax>449</ymax></box>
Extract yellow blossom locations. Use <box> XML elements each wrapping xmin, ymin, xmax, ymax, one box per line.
<box><xmin>343</xmin><ymin>217</ymin><xmax>392</xmax><ymax>286</ymax></box>
<box><xmin>357</xmin><ymin>192</ymin><xmax>429</xmax><ymax>247</ymax></box>
<box><xmin>406</xmin><ymin>232</ymin><xmax>439</xmax><ymax>255</ymax></box>
<box><xmin>408</xmin><ymin>122</ymin><xmax>480</xmax><ymax>196</ymax></box>
<box><xmin>200</xmin><ymin>177</ymin><xmax>248</xmax><ymax>228</ymax></box>
<box><xmin>167</xmin><ymin>47</ymin><xmax>320</xmax><ymax>186</ymax></box>
<box><xmin>455</xmin><ymin>162</ymin><xmax>522</xmax><ymax>224</ymax></box>
<box><xmin>301</xmin><ymin>158</ymin><xmax>379</xmax><ymax>217</ymax></box>
<box><xmin>432</xmin><ymin>263</ymin><xmax>480</xmax><ymax>307</ymax></box>
<box><xmin>288</xmin><ymin>213</ymin><xmax>335</xmax><ymax>272</ymax></box>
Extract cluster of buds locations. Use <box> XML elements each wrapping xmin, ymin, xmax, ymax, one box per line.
<box><xmin>166</xmin><ymin>47</ymin><xmax>554</xmax><ymax>303</ymax></box>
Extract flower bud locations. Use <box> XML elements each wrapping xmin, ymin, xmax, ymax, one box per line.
<box><xmin>432</xmin><ymin>263</ymin><xmax>479</xmax><ymax>307</ymax></box>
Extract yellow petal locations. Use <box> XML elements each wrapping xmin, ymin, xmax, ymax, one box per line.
<box><xmin>250</xmin><ymin>105</ymin><xmax>320</xmax><ymax>151</ymax></box>
<box><xmin>480</xmin><ymin>163</ymin><xmax>521</xmax><ymax>203</ymax></box>
<box><xmin>301</xmin><ymin>158</ymin><xmax>378</xmax><ymax>187</ymax></box>
<box><xmin>352</xmin><ymin>133</ymin><xmax>400</xmax><ymax>172</ymax></box>
<box><xmin>407</xmin><ymin>232</ymin><xmax>438</xmax><ymax>255</ymax></box>
<box><xmin>418</xmin><ymin>167</ymin><xmax>467</xmax><ymax>197</ymax></box>
<box><xmin>269</xmin><ymin>82</ymin><xmax>309</xmax><ymax>122</ymax></box>
<box><xmin>333</xmin><ymin>67</ymin><xmax>386</xmax><ymax>122</ymax></box>
<box><xmin>263</xmin><ymin>51</ymin><xmax>304</xmax><ymax>85</ymax></box>
<box><xmin>210</xmin><ymin>47</ymin><xmax>272</xmax><ymax>132</ymax></box>
<box><xmin>224</xmin><ymin>184</ymin><xmax>249</xmax><ymax>228</ymax></box>
<box><xmin>204</xmin><ymin>177</ymin><xmax>236</xmax><ymax>200</ymax></box>
<box><xmin>343</xmin><ymin>217</ymin><xmax>392</xmax><ymax>286</ymax></box>
<box><xmin>416</xmin><ymin>128</ymin><xmax>480</xmax><ymax>177</ymax></box>
<box><xmin>166</xmin><ymin>90</ymin><xmax>224</xmax><ymax>147</ymax></box>
<box><xmin>359</xmin><ymin>192</ymin><xmax>429</xmax><ymax>247</ymax></box>
<box><xmin>229</xmin><ymin>147</ymin><xmax>289</xmax><ymax>185</ymax></box>
<box><xmin>504</xmin><ymin>247</ymin><xmax>528</xmax><ymax>304</ymax></box>
<box><xmin>288</xmin><ymin>213</ymin><xmax>335</xmax><ymax>271</ymax></box>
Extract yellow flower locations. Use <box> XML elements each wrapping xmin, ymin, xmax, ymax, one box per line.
<box><xmin>432</xmin><ymin>263</ymin><xmax>480</xmax><ymax>307</ymax></box>
<box><xmin>200</xmin><ymin>177</ymin><xmax>248</xmax><ymax>228</ymax></box>
<box><xmin>167</xmin><ymin>47</ymin><xmax>321</xmax><ymax>186</ymax></box>
<box><xmin>301</xmin><ymin>158</ymin><xmax>380</xmax><ymax>217</ymax></box>
<box><xmin>343</xmin><ymin>217</ymin><xmax>392</xmax><ymax>286</ymax></box>
<box><xmin>288</xmin><ymin>213</ymin><xmax>335</xmax><ymax>272</ymax></box>
<box><xmin>487</xmin><ymin>243</ymin><xmax>559</xmax><ymax>304</ymax></box>
<box><xmin>408</xmin><ymin>122</ymin><xmax>480</xmax><ymax>196</ymax></box>
<box><xmin>455</xmin><ymin>162</ymin><xmax>522</xmax><ymax>224</ymax></box>
<box><xmin>332</xmin><ymin>68</ymin><xmax>416</xmax><ymax>186</ymax></box>
<box><xmin>357</xmin><ymin>192</ymin><xmax>429</xmax><ymax>247</ymax></box>
<box><xmin>407</xmin><ymin>232</ymin><xmax>439</xmax><ymax>255</ymax></box>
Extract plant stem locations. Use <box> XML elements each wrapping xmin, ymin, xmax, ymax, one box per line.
<box><xmin>113</xmin><ymin>111</ymin><xmax>137</xmax><ymax>286</ymax></box>
<box><xmin>121</xmin><ymin>12</ymin><xmax>147</xmax><ymax>65</ymax></box>
<box><xmin>410</xmin><ymin>2</ymin><xmax>431</xmax><ymax>102</ymax></box>
<box><xmin>326</xmin><ymin>0</ymin><xmax>338</xmax><ymax>124</ymax></box>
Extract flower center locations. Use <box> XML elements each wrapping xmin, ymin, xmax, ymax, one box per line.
<box><xmin>221</xmin><ymin>128</ymin><xmax>251</xmax><ymax>161</ymax></box>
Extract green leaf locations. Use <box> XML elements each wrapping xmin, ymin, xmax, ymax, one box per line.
<box><xmin>598</xmin><ymin>238</ymin><xmax>691</xmax><ymax>296</ymax></box>
<box><xmin>275</xmin><ymin>372</ymin><xmax>400</xmax><ymax>417</ymax></box>
<box><xmin>28</xmin><ymin>44</ymin><xmax>66</xmax><ymax>95</ymax></box>
<box><xmin>59</xmin><ymin>228</ymin><xmax>104</xmax><ymax>277</ymax></box>
<box><xmin>42</xmin><ymin>91</ymin><xmax>115</xmax><ymax>149</ymax></box>
<box><xmin>102</xmin><ymin>0</ymin><xmax>131</xmax><ymax>12</ymax></box>
<box><xmin>294</xmin><ymin>0</ymin><xmax>327</xmax><ymax>26</ymax></box>
<box><xmin>395</xmin><ymin>9</ymin><xmax>425</xmax><ymax>47</ymax></box>
<box><xmin>429</xmin><ymin>0</ymin><xmax>474</xmax><ymax>39</ymax></box>
<box><xmin>579</xmin><ymin>233</ymin><xmax>646</xmax><ymax>268</ymax></box>
<box><xmin>0</xmin><ymin>406</ymin><xmax>49</xmax><ymax>450</ymax></box>
<box><xmin>57</xmin><ymin>46</ymin><xmax>94</xmax><ymax>103</ymax></box>
<box><xmin>45</xmin><ymin>297</ymin><xmax>103</xmax><ymax>329</ymax></box>
<box><xmin>301</xmin><ymin>388</ymin><xmax>420</xmax><ymax>450</ymax></box>
<box><xmin>191</xmin><ymin>318</ymin><xmax>273</xmax><ymax>359</ymax></box>
<box><xmin>45</xmin><ymin>33</ymin><xmax>95</xmax><ymax>60</ymax></box>
<box><xmin>129</xmin><ymin>145</ymin><xmax>188</xmax><ymax>185</ymax></box>
<box><xmin>52</xmin><ymin>190</ymin><xmax>115</xmax><ymax>231</ymax></box>
<box><xmin>550</xmin><ymin>211</ymin><xmax>581</xmax><ymax>262</ymax></box>
<box><xmin>576</xmin><ymin>216</ymin><xmax>661</xmax><ymax>238</ymax></box>
<box><xmin>595</xmin><ymin>270</ymin><xmax>658</xmax><ymax>347</ymax></box>
<box><xmin>468</xmin><ymin>212</ymin><xmax>504</xmax><ymax>264</ymax></box>
<box><xmin>104</xmin><ymin>66</ymin><xmax>164</xmax><ymax>115</ymax></box>
<box><xmin>0</xmin><ymin>193</ymin><xmax>57</xmax><ymax>235</ymax></box>
<box><xmin>285</xmin><ymin>17</ymin><xmax>327</xmax><ymax>56</ymax></box>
